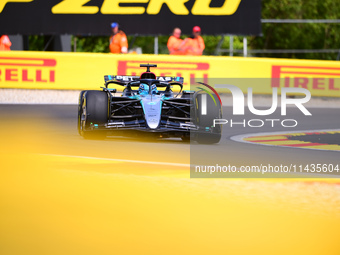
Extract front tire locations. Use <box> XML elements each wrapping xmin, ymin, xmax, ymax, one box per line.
<box><xmin>79</xmin><ymin>90</ymin><xmax>109</xmax><ymax>140</ymax></box>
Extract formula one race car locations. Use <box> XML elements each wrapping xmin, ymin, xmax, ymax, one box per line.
<box><xmin>78</xmin><ymin>64</ymin><xmax>222</xmax><ymax>144</ymax></box>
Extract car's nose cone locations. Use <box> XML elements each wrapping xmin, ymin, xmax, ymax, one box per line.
<box><xmin>142</xmin><ymin>95</ymin><xmax>162</xmax><ymax>129</ymax></box>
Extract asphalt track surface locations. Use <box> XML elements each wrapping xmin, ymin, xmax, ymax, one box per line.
<box><xmin>1</xmin><ymin>104</ymin><xmax>340</xmax><ymax>255</ymax></box>
<box><xmin>1</xmin><ymin>104</ymin><xmax>338</xmax><ymax>173</ymax></box>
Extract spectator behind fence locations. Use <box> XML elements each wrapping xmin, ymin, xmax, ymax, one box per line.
<box><xmin>0</xmin><ymin>35</ymin><xmax>11</xmax><ymax>51</ymax></box>
<box><xmin>167</xmin><ymin>28</ymin><xmax>186</xmax><ymax>55</ymax></box>
<box><xmin>183</xmin><ymin>26</ymin><xmax>205</xmax><ymax>55</ymax></box>
<box><xmin>109</xmin><ymin>22</ymin><xmax>128</xmax><ymax>54</ymax></box>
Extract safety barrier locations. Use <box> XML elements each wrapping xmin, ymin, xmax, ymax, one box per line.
<box><xmin>0</xmin><ymin>51</ymin><xmax>339</xmax><ymax>97</ymax></box>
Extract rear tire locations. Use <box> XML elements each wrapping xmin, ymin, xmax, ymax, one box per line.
<box><xmin>78</xmin><ymin>90</ymin><xmax>86</xmax><ymax>135</ymax></box>
<box><xmin>79</xmin><ymin>90</ymin><xmax>108</xmax><ymax>140</ymax></box>
<box><xmin>194</xmin><ymin>93</ymin><xmax>222</xmax><ymax>144</ymax></box>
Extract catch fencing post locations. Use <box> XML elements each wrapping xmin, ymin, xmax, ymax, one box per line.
<box><xmin>243</xmin><ymin>37</ymin><xmax>248</xmax><ymax>57</ymax></box>
<box><xmin>230</xmin><ymin>35</ymin><xmax>234</xmax><ymax>56</ymax></box>
<box><xmin>154</xmin><ymin>36</ymin><xmax>159</xmax><ymax>55</ymax></box>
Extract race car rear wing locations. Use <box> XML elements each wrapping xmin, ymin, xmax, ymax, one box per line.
<box><xmin>104</xmin><ymin>75</ymin><xmax>184</xmax><ymax>84</ymax></box>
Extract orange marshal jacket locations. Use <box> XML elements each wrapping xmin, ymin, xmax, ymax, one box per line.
<box><xmin>0</xmin><ymin>35</ymin><xmax>11</xmax><ymax>51</ymax></box>
<box><xmin>109</xmin><ymin>31</ymin><xmax>128</xmax><ymax>54</ymax></box>
<box><xmin>167</xmin><ymin>36</ymin><xmax>185</xmax><ymax>55</ymax></box>
<box><xmin>183</xmin><ymin>36</ymin><xmax>205</xmax><ymax>55</ymax></box>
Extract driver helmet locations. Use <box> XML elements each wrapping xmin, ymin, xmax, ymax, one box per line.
<box><xmin>139</xmin><ymin>83</ymin><xmax>149</xmax><ymax>95</ymax></box>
